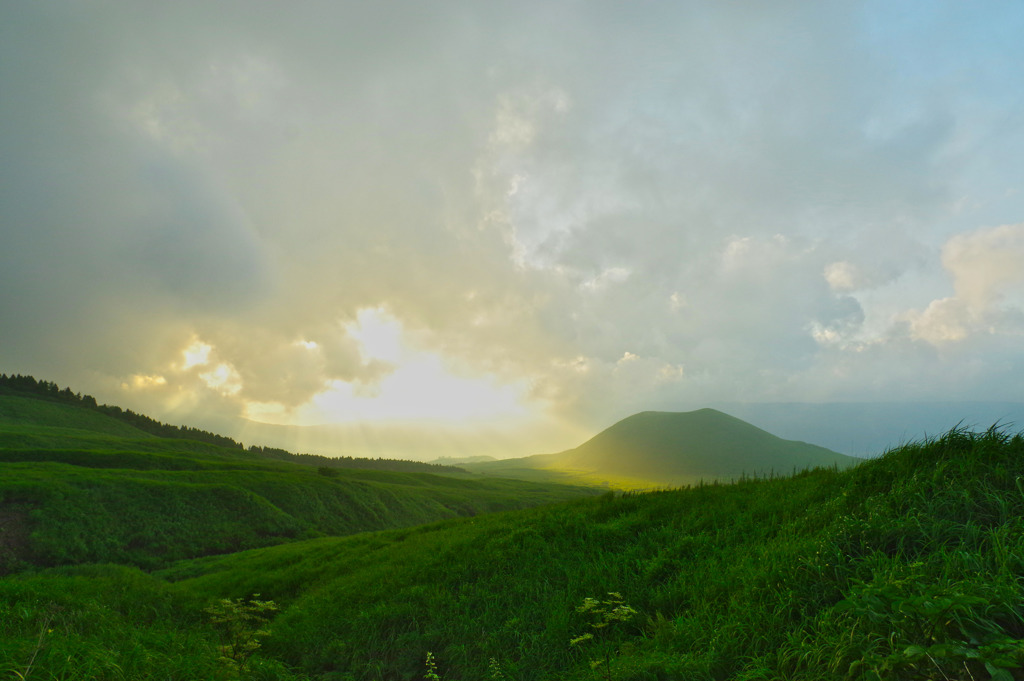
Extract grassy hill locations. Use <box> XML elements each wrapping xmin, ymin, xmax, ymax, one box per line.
<box><xmin>0</xmin><ymin>393</ymin><xmax>153</xmax><ymax>438</ymax></box>
<box><xmin>2</xmin><ymin>425</ymin><xmax>1023</xmax><ymax>680</ymax></box>
<box><xmin>465</xmin><ymin>408</ymin><xmax>860</xmax><ymax>488</ymax></box>
<box><xmin>0</xmin><ymin>374</ymin><xmax>471</xmax><ymax>475</ymax></box>
<box><xmin>0</xmin><ymin>392</ymin><xmax>597</xmax><ymax>572</ymax></box>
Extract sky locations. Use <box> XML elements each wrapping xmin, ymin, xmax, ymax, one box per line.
<box><xmin>3</xmin><ymin>2</ymin><xmax>1024</xmax><ymax>459</ymax></box>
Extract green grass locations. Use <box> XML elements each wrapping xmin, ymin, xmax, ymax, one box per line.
<box><xmin>0</xmin><ymin>563</ymin><xmax>305</xmax><ymax>681</ymax></box>
<box><xmin>117</xmin><ymin>426</ymin><xmax>1020</xmax><ymax>680</ymax></box>
<box><xmin>2</xmin><ymin>384</ymin><xmax>1023</xmax><ymax>680</ymax></box>
<box><xmin>0</xmin><ymin>461</ymin><xmax>596</xmax><ymax>572</ymax></box>
<box><xmin>0</xmin><ymin>395</ymin><xmax>154</xmax><ymax>438</ymax></box>
<box><xmin>0</xmin><ymin>424</ymin><xmax>257</xmax><ymax>460</ymax></box>
<box><xmin>0</xmin><ymin>395</ymin><xmax>597</xmax><ymax>573</ymax></box>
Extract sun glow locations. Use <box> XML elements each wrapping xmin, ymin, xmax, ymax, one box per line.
<box><xmin>305</xmin><ymin>357</ymin><xmax>526</xmax><ymax>423</ymax></box>
<box><xmin>181</xmin><ymin>340</ymin><xmax>213</xmax><ymax>370</ymax></box>
<box><xmin>244</xmin><ymin>308</ymin><xmax>530</xmax><ymax>426</ymax></box>
<box><xmin>345</xmin><ymin>308</ymin><xmax>403</xmax><ymax>363</ymax></box>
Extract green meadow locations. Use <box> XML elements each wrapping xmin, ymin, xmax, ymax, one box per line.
<box><xmin>0</xmin><ymin>389</ymin><xmax>595</xmax><ymax>573</ymax></box>
<box><xmin>2</xmin><ymin>378</ymin><xmax>1024</xmax><ymax>680</ymax></box>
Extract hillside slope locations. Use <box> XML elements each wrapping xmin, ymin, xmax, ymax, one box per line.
<box><xmin>466</xmin><ymin>408</ymin><xmax>859</xmax><ymax>488</ymax></box>
<box><xmin>1</xmin><ymin>425</ymin><xmax>1014</xmax><ymax>680</ymax></box>
<box><xmin>0</xmin><ymin>393</ymin><xmax>596</xmax><ymax>572</ymax></box>
<box><xmin>0</xmin><ymin>394</ymin><xmax>154</xmax><ymax>440</ymax></box>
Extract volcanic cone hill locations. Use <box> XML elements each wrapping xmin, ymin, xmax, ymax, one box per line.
<box><xmin>464</xmin><ymin>408</ymin><xmax>860</xmax><ymax>488</ymax></box>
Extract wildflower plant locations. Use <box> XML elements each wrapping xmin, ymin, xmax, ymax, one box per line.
<box><xmin>424</xmin><ymin>651</ymin><xmax>441</xmax><ymax>681</ymax></box>
<box><xmin>488</xmin><ymin>657</ymin><xmax>511</xmax><ymax>681</ymax></box>
<box><xmin>570</xmin><ymin>593</ymin><xmax>638</xmax><ymax>681</ymax></box>
<box><xmin>204</xmin><ymin>595</ymin><xmax>278</xmax><ymax>677</ymax></box>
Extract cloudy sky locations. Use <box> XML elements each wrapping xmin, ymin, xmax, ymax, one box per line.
<box><xmin>3</xmin><ymin>2</ymin><xmax>1024</xmax><ymax>458</ymax></box>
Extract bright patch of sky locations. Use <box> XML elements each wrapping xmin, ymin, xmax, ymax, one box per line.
<box><xmin>244</xmin><ymin>308</ymin><xmax>528</xmax><ymax>425</ymax></box>
<box><xmin>2</xmin><ymin>1</ymin><xmax>1024</xmax><ymax>457</ymax></box>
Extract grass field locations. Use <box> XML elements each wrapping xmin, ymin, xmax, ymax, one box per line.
<box><xmin>0</xmin><ymin>394</ymin><xmax>597</xmax><ymax>573</ymax></box>
<box><xmin>3</xmin><ymin>416</ymin><xmax>1023</xmax><ymax>680</ymax></box>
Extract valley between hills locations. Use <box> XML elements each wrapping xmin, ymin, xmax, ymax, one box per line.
<box><xmin>2</xmin><ymin>374</ymin><xmax>1024</xmax><ymax>680</ymax></box>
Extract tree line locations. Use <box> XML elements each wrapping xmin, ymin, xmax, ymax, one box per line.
<box><xmin>248</xmin><ymin>445</ymin><xmax>465</xmax><ymax>475</ymax></box>
<box><xmin>1</xmin><ymin>373</ymin><xmax>467</xmax><ymax>474</ymax></box>
<box><xmin>0</xmin><ymin>373</ymin><xmax>243</xmax><ymax>449</ymax></box>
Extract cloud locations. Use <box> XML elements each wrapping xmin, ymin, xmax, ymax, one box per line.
<box><xmin>944</xmin><ymin>223</ymin><xmax>1024</xmax><ymax>309</ymax></box>
<box><xmin>824</xmin><ymin>262</ymin><xmax>862</xmax><ymax>292</ymax></box>
<box><xmin>901</xmin><ymin>223</ymin><xmax>1024</xmax><ymax>346</ymax></box>
<box><xmin>3</xmin><ymin>2</ymin><xmax>1024</xmax><ymax>445</ymax></box>
<box><xmin>906</xmin><ymin>298</ymin><xmax>971</xmax><ymax>344</ymax></box>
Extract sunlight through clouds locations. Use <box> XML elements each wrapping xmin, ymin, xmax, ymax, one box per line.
<box><xmin>345</xmin><ymin>308</ymin><xmax>403</xmax><ymax>365</ymax></box>
<box><xmin>301</xmin><ymin>357</ymin><xmax>527</xmax><ymax>424</ymax></box>
<box><xmin>245</xmin><ymin>308</ymin><xmax>529</xmax><ymax>426</ymax></box>
<box><xmin>180</xmin><ymin>340</ymin><xmax>213</xmax><ymax>370</ymax></box>
<box><xmin>3</xmin><ymin>2</ymin><xmax>1024</xmax><ymax>455</ymax></box>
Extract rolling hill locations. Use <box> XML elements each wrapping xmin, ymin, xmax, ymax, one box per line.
<box><xmin>464</xmin><ymin>408</ymin><xmax>860</xmax><ymax>488</ymax></box>
<box><xmin>0</xmin><ymin>385</ymin><xmax>597</xmax><ymax>573</ymax></box>
<box><xmin>2</xmin><ymin>425</ymin><xmax>1019</xmax><ymax>680</ymax></box>
<box><xmin>0</xmin><ymin>377</ymin><xmax>1020</xmax><ymax>680</ymax></box>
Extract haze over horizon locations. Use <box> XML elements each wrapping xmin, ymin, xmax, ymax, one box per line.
<box><xmin>3</xmin><ymin>2</ymin><xmax>1024</xmax><ymax>459</ymax></box>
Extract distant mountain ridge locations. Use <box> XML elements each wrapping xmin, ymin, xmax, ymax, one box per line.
<box><xmin>430</xmin><ymin>455</ymin><xmax>498</xmax><ymax>465</ymax></box>
<box><xmin>464</xmin><ymin>408</ymin><xmax>859</xmax><ymax>488</ymax></box>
